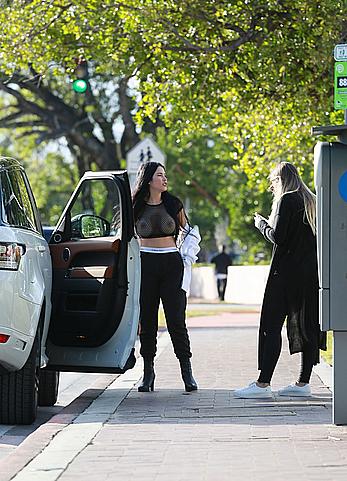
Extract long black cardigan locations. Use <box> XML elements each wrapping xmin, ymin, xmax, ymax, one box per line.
<box><xmin>257</xmin><ymin>191</ymin><xmax>326</xmax><ymax>368</ymax></box>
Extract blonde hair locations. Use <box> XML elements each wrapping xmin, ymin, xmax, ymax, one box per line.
<box><xmin>268</xmin><ymin>162</ymin><xmax>316</xmax><ymax>235</ymax></box>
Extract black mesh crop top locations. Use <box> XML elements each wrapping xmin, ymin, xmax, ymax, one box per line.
<box><xmin>136</xmin><ymin>203</ymin><xmax>176</xmax><ymax>238</ymax></box>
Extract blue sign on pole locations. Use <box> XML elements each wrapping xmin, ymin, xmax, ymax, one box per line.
<box><xmin>338</xmin><ymin>171</ymin><xmax>347</xmax><ymax>202</ymax></box>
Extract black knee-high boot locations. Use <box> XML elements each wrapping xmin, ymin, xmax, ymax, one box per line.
<box><xmin>179</xmin><ymin>358</ymin><xmax>198</xmax><ymax>392</ymax></box>
<box><xmin>138</xmin><ymin>358</ymin><xmax>155</xmax><ymax>392</ymax></box>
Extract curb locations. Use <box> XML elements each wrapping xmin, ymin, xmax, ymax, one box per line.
<box><xmin>0</xmin><ymin>375</ymin><xmax>117</xmax><ymax>481</ymax></box>
<box><xmin>0</xmin><ymin>333</ymin><xmax>171</xmax><ymax>481</ymax></box>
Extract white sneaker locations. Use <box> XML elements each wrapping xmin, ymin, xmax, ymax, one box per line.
<box><xmin>277</xmin><ymin>383</ymin><xmax>312</xmax><ymax>397</ymax></box>
<box><xmin>234</xmin><ymin>381</ymin><xmax>273</xmax><ymax>399</ymax></box>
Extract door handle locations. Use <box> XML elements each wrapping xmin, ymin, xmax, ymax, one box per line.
<box><xmin>37</xmin><ymin>245</ymin><xmax>46</xmax><ymax>252</ymax></box>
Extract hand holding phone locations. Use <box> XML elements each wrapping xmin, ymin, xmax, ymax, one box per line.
<box><xmin>254</xmin><ymin>212</ymin><xmax>267</xmax><ymax>228</ymax></box>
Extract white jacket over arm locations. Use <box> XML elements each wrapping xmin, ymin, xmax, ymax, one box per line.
<box><xmin>179</xmin><ymin>225</ymin><xmax>201</xmax><ymax>293</ymax></box>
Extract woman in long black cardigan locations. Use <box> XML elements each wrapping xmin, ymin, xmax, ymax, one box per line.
<box><xmin>235</xmin><ymin>162</ymin><xmax>326</xmax><ymax>399</ymax></box>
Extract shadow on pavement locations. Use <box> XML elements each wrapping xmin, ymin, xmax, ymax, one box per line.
<box><xmin>70</xmin><ymin>387</ymin><xmax>333</xmax><ymax>427</ymax></box>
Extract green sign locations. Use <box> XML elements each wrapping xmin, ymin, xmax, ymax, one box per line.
<box><xmin>334</xmin><ymin>61</ymin><xmax>347</xmax><ymax>110</ymax></box>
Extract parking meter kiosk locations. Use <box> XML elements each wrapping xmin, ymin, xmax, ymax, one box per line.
<box><xmin>313</xmin><ymin>124</ymin><xmax>347</xmax><ymax>425</ymax></box>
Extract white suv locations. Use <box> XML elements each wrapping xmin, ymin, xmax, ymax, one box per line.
<box><xmin>0</xmin><ymin>158</ymin><xmax>140</xmax><ymax>424</ymax></box>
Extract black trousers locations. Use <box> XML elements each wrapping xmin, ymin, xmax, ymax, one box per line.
<box><xmin>257</xmin><ymin>275</ymin><xmax>316</xmax><ymax>384</ymax></box>
<box><xmin>217</xmin><ymin>277</ymin><xmax>227</xmax><ymax>301</ymax></box>
<box><xmin>139</xmin><ymin>251</ymin><xmax>192</xmax><ymax>360</ymax></box>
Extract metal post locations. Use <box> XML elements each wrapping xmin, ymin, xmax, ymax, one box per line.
<box><xmin>313</xmin><ymin>124</ymin><xmax>347</xmax><ymax>425</ymax></box>
<box><xmin>333</xmin><ymin>331</ymin><xmax>347</xmax><ymax>424</ymax></box>
<box><xmin>129</xmin><ymin>173</ymin><xmax>137</xmax><ymax>192</ymax></box>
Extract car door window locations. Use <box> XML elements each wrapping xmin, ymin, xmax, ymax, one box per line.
<box><xmin>49</xmin><ymin>176</ymin><xmax>129</xmax><ymax>349</ymax></box>
<box><xmin>0</xmin><ymin>169</ymin><xmax>39</xmax><ymax>232</ymax></box>
<box><xmin>69</xmin><ymin>179</ymin><xmax>122</xmax><ymax>239</ymax></box>
<box><xmin>47</xmin><ymin>171</ymin><xmax>140</xmax><ymax>371</ymax></box>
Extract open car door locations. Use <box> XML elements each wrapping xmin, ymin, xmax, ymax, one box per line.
<box><xmin>46</xmin><ymin>171</ymin><xmax>140</xmax><ymax>373</ymax></box>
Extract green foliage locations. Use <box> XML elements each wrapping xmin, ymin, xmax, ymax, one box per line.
<box><xmin>24</xmin><ymin>153</ymin><xmax>78</xmax><ymax>226</ymax></box>
<box><xmin>0</xmin><ymin>2</ymin><xmax>343</xmax><ymax>118</ymax></box>
<box><xmin>0</xmin><ymin>128</ymin><xmax>78</xmax><ymax>226</ymax></box>
<box><xmin>0</xmin><ymin>0</ymin><xmax>345</xmax><ymax>259</ymax></box>
<box><xmin>156</xmin><ymin>129</ymin><xmax>230</xmax><ymax>246</ymax></box>
<box><xmin>321</xmin><ymin>331</ymin><xmax>332</xmax><ymax>366</ymax></box>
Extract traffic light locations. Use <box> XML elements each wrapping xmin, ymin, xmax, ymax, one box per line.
<box><xmin>72</xmin><ymin>58</ymin><xmax>89</xmax><ymax>93</ymax></box>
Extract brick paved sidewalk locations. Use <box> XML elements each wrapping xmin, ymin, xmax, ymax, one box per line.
<box><xmin>5</xmin><ymin>313</ymin><xmax>347</xmax><ymax>481</ymax></box>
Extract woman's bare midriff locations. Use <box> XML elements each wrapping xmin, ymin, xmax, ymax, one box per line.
<box><xmin>140</xmin><ymin>236</ymin><xmax>176</xmax><ymax>248</ymax></box>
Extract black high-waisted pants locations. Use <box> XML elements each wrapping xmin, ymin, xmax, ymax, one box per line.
<box><xmin>139</xmin><ymin>251</ymin><xmax>192</xmax><ymax>360</ymax></box>
<box><xmin>257</xmin><ymin>274</ymin><xmax>316</xmax><ymax>384</ymax></box>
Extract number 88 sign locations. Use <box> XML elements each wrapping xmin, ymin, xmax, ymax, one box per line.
<box><xmin>335</xmin><ymin>62</ymin><xmax>347</xmax><ymax>110</ymax></box>
<box><xmin>338</xmin><ymin>77</ymin><xmax>347</xmax><ymax>88</ymax></box>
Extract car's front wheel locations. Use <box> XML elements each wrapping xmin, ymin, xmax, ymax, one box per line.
<box><xmin>0</xmin><ymin>330</ymin><xmax>40</xmax><ymax>425</ymax></box>
<box><xmin>38</xmin><ymin>370</ymin><xmax>60</xmax><ymax>406</ymax></box>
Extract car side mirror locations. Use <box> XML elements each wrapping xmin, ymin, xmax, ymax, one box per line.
<box><xmin>71</xmin><ymin>214</ymin><xmax>110</xmax><ymax>239</ymax></box>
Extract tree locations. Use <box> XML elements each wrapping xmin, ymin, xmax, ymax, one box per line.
<box><xmin>0</xmin><ymin>66</ymin><xmax>142</xmax><ymax>177</ymax></box>
<box><xmin>157</xmin><ymin>127</ymin><xmax>274</xmax><ymax>260</ymax></box>
<box><xmin>0</xmin><ymin>1</ymin><xmax>345</xmax><ymax>260</ymax></box>
<box><xmin>0</xmin><ymin>1</ymin><xmax>343</xmax><ymax>125</ymax></box>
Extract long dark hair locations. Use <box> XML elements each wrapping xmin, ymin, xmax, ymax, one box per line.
<box><xmin>132</xmin><ymin>162</ymin><xmax>185</xmax><ymax>238</ymax></box>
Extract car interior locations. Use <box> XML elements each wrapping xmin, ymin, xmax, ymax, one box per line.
<box><xmin>48</xmin><ymin>178</ymin><xmax>129</xmax><ymax>348</ymax></box>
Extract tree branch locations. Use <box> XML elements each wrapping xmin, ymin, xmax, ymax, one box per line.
<box><xmin>119</xmin><ymin>77</ymin><xmax>140</xmax><ymax>157</ymax></box>
<box><xmin>0</xmin><ymin>73</ymin><xmax>120</xmax><ymax>169</ymax></box>
<box><xmin>155</xmin><ymin>6</ymin><xmax>292</xmax><ymax>54</ymax></box>
<box><xmin>173</xmin><ymin>163</ymin><xmax>220</xmax><ymax>208</ymax></box>
<box><xmin>25</xmin><ymin>2</ymin><xmax>73</xmax><ymax>41</ymax></box>
<box><xmin>0</xmin><ymin>82</ymin><xmax>51</xmax><ymax>120</ymax></box>
<box><xmin>0</xmin><ymin>120</ymin><xmax>44</xmax><ymax>129</ymax></box>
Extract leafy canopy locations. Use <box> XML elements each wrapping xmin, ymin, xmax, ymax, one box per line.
<box><xmin>0</xmin><ymin>0</ymin><xmax>346</xmax><ymax>259</ymax></box>
<box><xmin>0</xmin><ymin>0</ymin><xmax>343</xmax><ymax>125</ymax></box>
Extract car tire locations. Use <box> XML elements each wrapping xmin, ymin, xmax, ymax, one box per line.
<box><xmin>0</xmin><ymin>330</ymin><xmax>40</xmax><ymax>425</ymax></box>
<box><xmin>38</xmin><ymin>370</ymin><xmax>60</xmax><ymax>406</ymax></box>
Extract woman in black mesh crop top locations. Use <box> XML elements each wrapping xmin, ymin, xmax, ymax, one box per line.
<box><xmin>132</xmin><ymin>161</ymin><xmax>197</xmax><ymax>393</ymax></box>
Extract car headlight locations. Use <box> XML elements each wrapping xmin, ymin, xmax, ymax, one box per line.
<box><xmin>0</xmin><ymin>242</ymin><xmax>25</xmax><ymax>270</ymax></box>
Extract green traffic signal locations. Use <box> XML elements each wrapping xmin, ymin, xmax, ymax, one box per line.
<box><xmin>72</xmin><ymin>79</ymin><xmax>88</xmax><ymax>93</ymax></box>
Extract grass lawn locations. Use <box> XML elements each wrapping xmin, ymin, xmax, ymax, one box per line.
<box><xmin>321</xmin><ymin>331</ymin><xmax>333</xmax><ymax>366</ymax></box>
<box><xmin>158</xmin><ymin>310</ymin><xmax>334</xmax><ymax>368</ymax></box>
<box><xmin>158</xmin><ymin>308</ymin><xmax>233</xmax><ymax>328</ymax></box>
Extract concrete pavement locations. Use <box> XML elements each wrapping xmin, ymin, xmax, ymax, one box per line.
<box><xmin>1</xmin><ymin>310</ymin><xmax>346</xmax><ymax>481</ymax></box>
